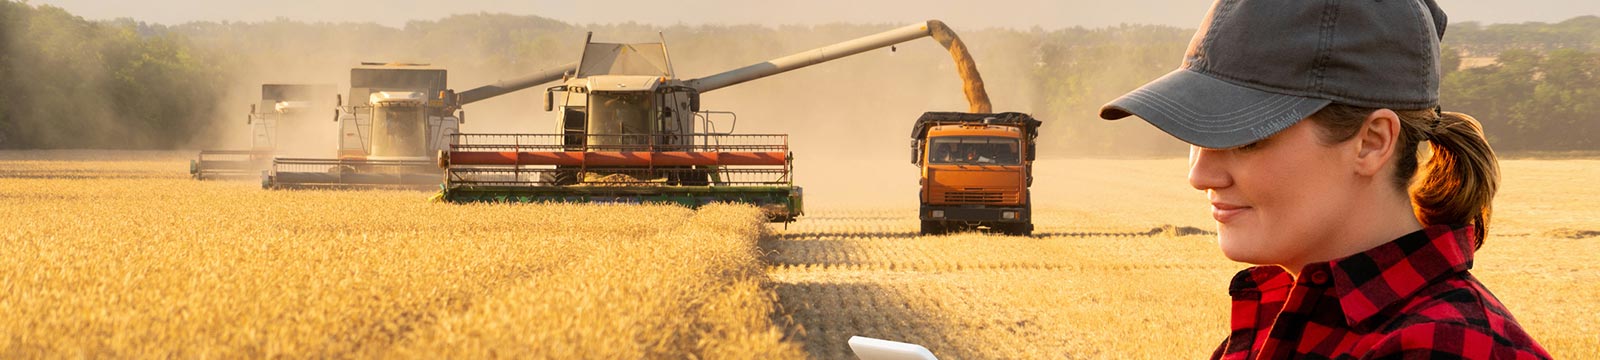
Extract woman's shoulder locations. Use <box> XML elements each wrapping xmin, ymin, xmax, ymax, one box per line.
<box><xmin>1362</xmin><ymin>274</ymin><xmax>1550</xmax><ymax>359</ymax></box>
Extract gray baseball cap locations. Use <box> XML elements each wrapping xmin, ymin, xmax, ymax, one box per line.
<box><xmin>1100</xmin><ymin>0</ymin><xmax>1450</xmax><ymax>149</ymax></box>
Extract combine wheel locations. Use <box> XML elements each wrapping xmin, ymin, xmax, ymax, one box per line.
<box><xmin>674</xmin><ymin>168</ymin><xmax>711</xmax><ymax>186</ymax></box>
<box><xmin>540</xmin><ymin>168</ymin><xmax>578</xmax><ymax>186</ymax></box>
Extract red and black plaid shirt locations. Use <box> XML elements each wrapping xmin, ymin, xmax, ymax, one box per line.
<box><xmin>1211</xmin><ymin>225</ymin><xmax>1551</xmax><ymax>360</ymax></box>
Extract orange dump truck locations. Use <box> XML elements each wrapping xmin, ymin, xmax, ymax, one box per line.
<box><xmin>911</xmin><ymin>112</ymin><xmax>1042</xmax><ymax>236</ymax></box>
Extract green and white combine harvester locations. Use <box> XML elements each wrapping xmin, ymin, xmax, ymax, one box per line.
<box><xmin>261</xmin><ymin>62</ymin><xmax>577</xmax><ymax>190</ymax></box>
<box><xmin>437</xmin><ymin>20</ymin><xmax>993</xmax><ymax>223</ymax></box>
<box><xmin>191</xmin><ymin>84</ymin><xmax>335</xmax><ymax>180</ymax></box>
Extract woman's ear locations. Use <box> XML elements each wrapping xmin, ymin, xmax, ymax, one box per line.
<box><xmin>1353</xmin><ymin>109</ymin><xmax>1402</xmax><ymax>177</ymax></box>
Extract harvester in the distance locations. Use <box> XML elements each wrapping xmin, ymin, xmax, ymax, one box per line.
<box><xmin>262</xmin><ymin>62</ymin><xmax>576</xmax><ymax>190</ymax></box>
<box><xmin>191</xmin><ymin>84</ymin><xmax>335</xmax><ymax>180</ymax></box>
<box><xmin>437</xmin><ymin>21</ymin><xmax>994</xmax><ymax>222</ymax></box>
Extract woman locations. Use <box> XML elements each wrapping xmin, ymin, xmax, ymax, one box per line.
<box><xmin>1098</xmin><ymin>0</ymin><xmax>1551</xmax><ymax>359</ymax></box>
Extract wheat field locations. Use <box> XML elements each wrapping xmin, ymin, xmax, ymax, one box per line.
<box><xmin>1</xmin><ymin>151</ymin><xmax>1596</xmax><ymax>359</ymax></box>
<box><xmin>0</xmin><ymin>151</ymin><xmax>801</xmax><ymax>358</ymax></box>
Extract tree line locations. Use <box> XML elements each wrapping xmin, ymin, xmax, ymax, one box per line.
<box><xmin>0</xmin><ymin>1</ymin><xmax>226</xmax><ymax>149</ymax></box>
<box><xmin>2</xmin><ymin>1</ymin><xmax>1596</xmax><ymax>154</ymax></box>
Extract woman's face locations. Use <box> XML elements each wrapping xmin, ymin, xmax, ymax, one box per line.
<box><xmin>1188</xmin><ymin>119</ymin><xmax>1359</xmax><ymax>267</ymax></box>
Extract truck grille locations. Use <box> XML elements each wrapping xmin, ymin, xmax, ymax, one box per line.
<box><xmin>944</xmin><ymin>191</ymin><xmax>1015</xmax><ymax>204</ymax></box>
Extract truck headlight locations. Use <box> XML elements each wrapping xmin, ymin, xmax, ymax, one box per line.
<box><xmin>1002</xmin><ymin>211</ymin><xmax>1017</xmax><ymax>220</ymax></box>
<box><xmin>931</xmin><ymin>210</ymin><xmax>945</xmax><ymax>219</ymax></box>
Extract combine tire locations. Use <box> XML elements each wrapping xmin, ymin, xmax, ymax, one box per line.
<box><xmin>540</xmin><ymin>168</ymin><xmax>578</xmax><ymax>186</ymax></box>
<box><xmin>669</xmin><ymin>168</ymin><xmax>711</xmax><ymax>186</ymax></box>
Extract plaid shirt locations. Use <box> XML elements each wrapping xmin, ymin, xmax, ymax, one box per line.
<box><xmin>1211</xmin><ymin>225</ymin><xmax>1551</xmax><ymax>360</ymax></box>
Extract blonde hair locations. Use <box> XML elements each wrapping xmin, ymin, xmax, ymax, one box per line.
<box><xmin>1309</xmin><ymin>105</ymin><xmax>1500</xmax><ymax>247</ymax></box>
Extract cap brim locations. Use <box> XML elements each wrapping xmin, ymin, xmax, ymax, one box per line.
<box><xmin>1099</xmin><ymin>69</ymin><xmax>1331</xmax><ymax>149</ymax></box>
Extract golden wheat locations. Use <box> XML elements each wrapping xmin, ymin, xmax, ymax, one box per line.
<box><xmin>0</xmin><ymin>151</ymin><xmax>802</xmax><ymax>359</ymax></box>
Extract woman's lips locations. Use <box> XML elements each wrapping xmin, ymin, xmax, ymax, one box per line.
<box><xmin>1211</xmin><ymin>202</ymin><xmax>1250</xmax><ymax>223</ymax></box>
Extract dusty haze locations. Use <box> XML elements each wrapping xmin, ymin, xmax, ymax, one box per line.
<box><xmin>183</xmin><ymin>21</ymin><xmax>1046</xmax><ymax>207</ymax></box>
<box><xmin>33</xmin><ymin>1</ymin><xmax>1596</xmax><ymax>207</ymax></box>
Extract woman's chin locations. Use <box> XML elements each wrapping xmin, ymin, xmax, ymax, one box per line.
<box><xmin>1217</xmin><ymin>227</ymin><xmax>1271</xmax><ymax>265</ymax></box>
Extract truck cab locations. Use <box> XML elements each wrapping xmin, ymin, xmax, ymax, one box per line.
<box><xmin>912</xmin><ymin>112</ymin><xmax>1041</xmax><ymax>236</ymax></box>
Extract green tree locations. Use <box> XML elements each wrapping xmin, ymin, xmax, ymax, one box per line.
<box><xmin>0</xmin><ymin>1</ymin><xmax>224</xmax><ymax>149</ymax></box>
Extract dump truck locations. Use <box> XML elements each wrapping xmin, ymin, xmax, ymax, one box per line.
<box><xmin>262</xmin><ymin>62</ymin><xmax>576</xmax><ymax>190</ymax></box>
<box><xmin>911</xmin><ymin>112</ymin><xmax>1041</xmax><ymax>236</ymax></box>
<box><xmin>436</xmin><ymin>20</ymin><xmax>994</xmax><ymax>223</ymax></box>
<box><xmin>190</xmin><ymin>84</ymin><xmax>335</xmax><ymax>180</ymax></box>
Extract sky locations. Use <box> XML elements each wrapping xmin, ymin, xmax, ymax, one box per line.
<box><xmin>24</xmin><ymin>0</ymin><xmax>1600</xmax><ymax>29</ymax></box>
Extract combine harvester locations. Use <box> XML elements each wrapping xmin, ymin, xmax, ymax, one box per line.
<box><xmin>437</xmin><ymin>20</ymin><xmax>994</xmax><ymax>222</ymax></box>
<box><xmin>262</xmin><ymin>62</ymin><xmax>577</xmax><ymax>190</ymax></box>
<box><xmin>191</xmin><ymin>84</ymin><xmax>335</xmax><ymax>180</ymax></box>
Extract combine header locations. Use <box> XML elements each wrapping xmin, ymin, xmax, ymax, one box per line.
<box><xmin>262</xmin><ymin>62</ymin><xmax>577</xmax><ymax>190</ymax></box>
<box><xmin>439</xmin><ymin>133</ymin><xmax>801</xmax><ymax>220</ymax></box>
<box><xmin>191</xmin><ymin>84</ymin><xmax>334</xmax><ymax>180</ymax></box>
<box><xmin>438</xmin><ymin>20</ymin><xmax>994</xmax><ymax>222</ymax></box>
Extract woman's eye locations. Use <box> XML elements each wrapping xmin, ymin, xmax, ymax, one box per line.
<box><xmin>1235</xmin><ymin>141</ymin><xmax>1263</xmax><ymax>152</ymax></box>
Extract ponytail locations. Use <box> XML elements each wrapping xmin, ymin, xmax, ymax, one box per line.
<box><xmin>1411</xmin><ymin>111</ymin><xmax>1499</xmax><ymax>247</ymax></box>
<box><xmin>1309</xmin><ymin>105</ymin><xmax>1500</xmax><ymax>247</ymax></box>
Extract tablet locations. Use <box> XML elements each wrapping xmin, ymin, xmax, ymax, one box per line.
<box><xmin>848</xmin><ymin>336</ymin><xmax>938</xmax><ymax>360</ymax></box>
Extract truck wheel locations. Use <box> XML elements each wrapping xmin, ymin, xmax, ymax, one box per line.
<box><xmin>1011</xmin><ymin>222</ymin><xmax>1034</xmax><ymax>237</ymax></box>
<box><xmin>993</xmin><ymin>222</ymin><xmax>1030</xmax><ymax>237</ymax></box>
<box><xmin>920</xmin><ymin>220</ymin><xmax>945</xmax><ymax>236</ymax></box>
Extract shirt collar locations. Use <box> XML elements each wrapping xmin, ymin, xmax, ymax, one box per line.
<box><xmin>1328</xmin><ymin>224</ymin><xmax>1478</xmax><ymax>327</ymax></box>
<box><xmin>1228</xmin><ymin>265</ymin><xmax>1293</xmax><ymax>298</ymax></box>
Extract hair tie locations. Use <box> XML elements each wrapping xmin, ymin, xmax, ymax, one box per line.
<box><xmin>1424</xmin><ymin>107</ymin><xmax>1449</xmax><ymax>139</ymax></box>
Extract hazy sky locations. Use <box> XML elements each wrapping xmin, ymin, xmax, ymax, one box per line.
<box><xmin>25</xmin><ymin>0</ymin><xmax>1600</xmax><ymax>29</ymax></box>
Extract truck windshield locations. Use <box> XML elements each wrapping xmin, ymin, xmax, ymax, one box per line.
<box><xmin>928</xmin><ymin>136</ymin><xmax>1021</xmax><ymax>165</ymax></box>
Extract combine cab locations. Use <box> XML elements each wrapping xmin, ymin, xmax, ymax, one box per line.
<box><xmin>263</xmin><ymin>62</ymin><xmax>576</xmax><ymax>190</ymax></box>
<box><xmin>191</xmin><ymin>84</ymin><xmax>334</xmax><ymax>180</ymax></box>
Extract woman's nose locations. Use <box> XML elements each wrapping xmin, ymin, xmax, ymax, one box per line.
<box><xmin>1188</xmin><ymin>146</ymin><xmax>1232</xmax><ymax>191</ymax></box>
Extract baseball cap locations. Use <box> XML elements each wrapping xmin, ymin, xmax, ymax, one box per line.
<box><xmin>1099</xmin><ymin>0</ymin><xmax>1450</xmax><ymax>149</ymax></box>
